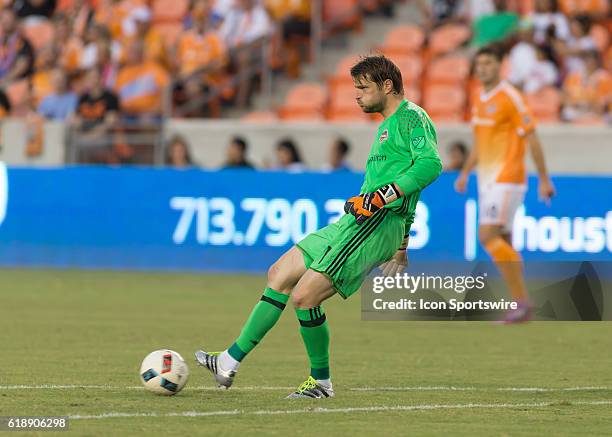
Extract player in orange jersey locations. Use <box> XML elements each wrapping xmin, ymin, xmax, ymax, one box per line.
<box><xmin>455</xmin><ymin>46</ymin><xmax>556</xmax><ymax>323</ymax></box>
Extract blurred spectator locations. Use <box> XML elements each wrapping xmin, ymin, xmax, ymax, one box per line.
<box><xmin>265</xmin><ymin>0</ymin><xmax>310</xmax><ymax>77</ymax></box>
<box><xmin>81</xmin><ymin>25</ymin><xmax>121</xmax><ymax>71</ymax></box>
<box><xmin>414</xmin><ymin>0</ymin><xmax>468</xmax><ymax>29</ymax></box>
<box><xmin>114</xmin><ymin>41</ymin><xmax>170</xmax><ymax>121</ymax></box>
<box><xmin>529</xmin><ymin>0</ymin><xmax>570</xmax><ymax>45</ymax></box>
<box><xmin>322</xmin><ymin>137</ymin><xmax>351</xmax><ymax>172</ymax></box>
<box><xmin>555</xmin><ymin>15</ymin><xmax>598</xmax><ymax>73</ymax></box>
<box><xmin>13</xmin><ymin>0</ymin><xmax>56</xmax><ymax>19</ymax></box>
<box><xmin>220</xmin><ymin>0</ymin><xmax>272</xmax><ymax>48</ymax></box>
<box><xmin>471</xmin><ymin>0</ymin><xmax>519</xmax><ymax>47</ymax></box>
<box><xmin>561</xmin><ymin>50</ymin><xmax>612</xmax><ymax>121</ymax></box>
<box><xmin>37</xmin><ymin>70</ymin><xmax>78</xmax><ymax>120</ymax></box>
<box><xmin>31</xmin><ymin>44</ymin><xmax>59</xmax><ymax>107</ymax></box>
<box><xmin>176</xmin><ymin>8</ymin><xmax>227</xmax><ymax>78</ymax></box>
<box><xmin>223</xmin><ymin>136</ymin><xmax>255</xmax><ymax>169</ymax></box>
<box><xmin>184</xmin><ymin>0</ymin><xmax>218</xmax><ymax>30</ymax></box>
<box><xmin>444</xmin><ymin>140</ymin><xmax>467</xmax><ymax>171</ymax></box>
<box><xmin>509</xmin><ymin>24</ymin><xmax>559</xmax><ymax>93</ymax></box>
<box><xmin>53</xmin><ymin>13</ymin><xmax>83</xmax><ymax>73</ymax></box>
<box><xmin>165</xmin><ymin>135</ymin><xmax>196</xmax><ymax>167</ymax></box>
<box><xmin>276</xmin><ymin>138</ymin><xmax>305</xmax><ymax>172</ymax></box>
<box><xmin>122</xmin><ymin>7</ymin><xmax>168</xmax><ymax>67</ymax></box>
<box><xmin>74</xmin><ymin>68</ymin><xmax>119</xmax><ymax>132</ymax></box>
<box><xmin>0</xmin><ymin>7</ymin><xmax>35</xmax><ymax>85</ymax></box>
<box><xmin>0</xmin><ymin>88</ymin><xmax>11</xmax><ymax>117</ymax></box>
<box><xmin>96</xmin><ymin>40</ymin><xmax>119</xmax><ymax>89</ymax></box>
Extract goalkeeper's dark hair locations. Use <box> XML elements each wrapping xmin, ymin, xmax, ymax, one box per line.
<box><xmin>350</xmin><ymin>55</ymin><xmax>404</xmax><ymax>94</ymax></box>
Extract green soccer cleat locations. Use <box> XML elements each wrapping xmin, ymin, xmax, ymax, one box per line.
<box><xmin>286</xmin><ymin>376</ymin><xmax>334</xmax><ymax>399</ymax></box>
<box><xmin>194</xmin><ymin>350</ymin><xmax>236</xmax><ymax>389</ymax></box>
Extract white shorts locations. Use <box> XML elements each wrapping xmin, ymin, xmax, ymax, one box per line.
<box><xmin>478</xmin><ymin>183</ymin><xmax>526</xmax><ymax>233</ymax></box>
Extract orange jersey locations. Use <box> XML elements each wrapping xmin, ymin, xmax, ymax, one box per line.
<box><xmin>563</xmin><ymin>69</ymin><xmax>612</xmax><ymax>109</ymax></box>
<box><xmin>471</xmin><ymin>81</ymin><xmax>536</xmax><ymax>187</ymax></box>
<box><xmin>115</xmin><ymin>61</ymin><xmax>169</xmax><ymax>114</ymax></box>
<box><xmin>177</xmin><ymin>30</ymin><xmax>227</xmax><ymax>76</ymax></box>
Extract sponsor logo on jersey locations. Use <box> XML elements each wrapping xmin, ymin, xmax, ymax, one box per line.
<box><xmin>367</xmin><ymin>154</ymin><xmax>387</xmax><ymax>164</ymax></box>
<box><xmin>379</xmin><ymin>129</ymin><xmax>388</xmax><ymax>143</ymax></box>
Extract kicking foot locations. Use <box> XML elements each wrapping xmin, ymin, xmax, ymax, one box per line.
<box><xmin>194</xmin><ymin>350</ymin><xmax>236</xmax><ymax>389</ymax></box>
<box><xmin>499</xmin><ymin>301</ymin><xmax>533</xmax><ymax>324</ymax></box>
<box><xmin>286</xmin><ymin>376</ymin><xmax>334</xmax><ymax>399</ymax></box>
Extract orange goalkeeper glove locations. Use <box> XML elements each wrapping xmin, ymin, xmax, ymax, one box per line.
<box><xmin>344</xmin><ymin>183</ymin><xmax>401</xmax><ymax>225</ymax></box>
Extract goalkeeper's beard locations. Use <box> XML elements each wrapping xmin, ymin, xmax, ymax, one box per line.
<box><xmin>360</xmin><ymin>100</ymin><xmax>384</xmax><ymax>113</ymax></box>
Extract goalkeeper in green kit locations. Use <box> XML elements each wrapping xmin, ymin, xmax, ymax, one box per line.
<box><xmin>195</xmin><ymin>55</ymin><xmax>442</xmax><ymax>398</ymax></box>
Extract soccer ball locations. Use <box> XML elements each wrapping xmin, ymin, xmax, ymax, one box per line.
<box><xmin>140</xmin><ymin>349</ymin><xmax>189</xmax><ymax>395</ymax></box>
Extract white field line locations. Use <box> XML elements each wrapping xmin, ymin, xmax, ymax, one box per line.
<box><xmin>1</xmin><ymin>385</ymin><xmax>611</xmax><ymax>392</ymax></box>
<box><xmin>69</xmin><ymin>400</ymin><xmax>612</xmax><ymax>420</ymax></box>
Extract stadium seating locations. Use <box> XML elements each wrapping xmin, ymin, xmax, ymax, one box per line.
<box><xmin>242</xmin><ymin>111</ymin><xmax>279</xmax><ymax>122</ymax></box>
<box><xmin>423</xmin><ymin>84</ymin><xmax>466</xmax><ymax>122</ymax></box>
<box><xmin>427</xmin><ymin>23</ymin><xmax>471</xmax><ymax>58</ymax></box>
<box><xmin>426</xmin><ymin>54</ymin><xmax>470</xmax><ymax>85</ymax></box>
<box><xmin>278</xmin><ymin>83</ymin><xmax>327</xmax><ymax>121</ymax></box>
<box><xmin>379</xmin><ymin>25</ymin><xmax>425</xmax><ymax>56</ymax></box>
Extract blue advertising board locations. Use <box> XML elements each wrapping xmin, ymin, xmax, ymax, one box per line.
<box><xmin>0</xmin><ymin>165</ymin><xmax>610</xmax><ymax>272</ymax></box>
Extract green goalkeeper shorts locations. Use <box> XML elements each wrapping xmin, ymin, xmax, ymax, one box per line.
<box><xmin>296</xmin><ymin>209</ymin><xmax>404</xmax><ymax>299</ymax></box>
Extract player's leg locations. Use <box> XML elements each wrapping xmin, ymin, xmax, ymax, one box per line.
<box><xmin>286</xmin><ymin>269</ymin><xmax>336</xmax><ymax>398</ymax></box>
<box><xmin>478</xmin><ymin>185</ymin><xmax>530</xmax><ymax>321</ymax></box>
<box><xmin>287</xmin><ymin>210</ymin><xmax>404</xmax><ymax>398</ymax></box>
<box><xmin>195</xmin><ymin>246</ymin><xmax>306</xmax><ymax>387</ymax></box>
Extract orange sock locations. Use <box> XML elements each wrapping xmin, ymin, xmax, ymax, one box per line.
<box><xmin>484</xmin><ymin>237</ymin><xmax>527</xmax><ymax>301</ymax></box>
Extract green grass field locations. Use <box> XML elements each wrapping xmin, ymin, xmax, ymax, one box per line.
<box><xmin>2</xmin><ymin>269</ymin><xmax>611</xmax><ymax>436</ymax></box>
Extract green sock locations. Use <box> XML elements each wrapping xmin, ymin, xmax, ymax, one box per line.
<box><xmin>228</xmin><ymin>287</ymin><xmax>289</xmax><ymax>362</ymax></box>
<box><xmin>295</xmin><ymin>306</ymin><xmax>330</xmax><ymax>380</ymax></box>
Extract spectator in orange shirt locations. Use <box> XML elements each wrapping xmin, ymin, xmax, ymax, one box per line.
<box><xmin>115</xmin><ymin>41</ymin><xmax>170</xmax><ymax>121</ymax></box>
<box><xmin>53</xmin><ymin>13</ymin><xmax>83</xmax><ymax>73</ymax></box>
<box><xmin>31</xmin><ymin>44</ymin><xmax>58</xmax><ymax>107</ymax></box>
<box><xmin>562</xmin><ymin>50</ymin><xmax>612</xmax><ymax>121</ymax></box>
<box><xmin>121</xmin><ymin>6</ymin><xmax>168</xmax><ymax>67</ymax></box>
<box><xmin>176</xmin><ymin>9</ymin><xmax>227</xmax><ymax>79</ymax></box>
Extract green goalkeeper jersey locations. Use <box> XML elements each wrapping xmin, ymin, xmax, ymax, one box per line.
<box><xmin>360</xmin><ymin>99</ymin><xmax>442</xmax><ymax>234</ymax></box>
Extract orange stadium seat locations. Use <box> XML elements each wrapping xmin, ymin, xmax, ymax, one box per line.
<box><xmin>388</xmin><ymin>54</ymin><xmax>423</xmax><ymax>85</ymax></box>
<box><xmin>525</xmin><ymin>87</ymin><xmax>561</xmax><ymax>122</ymax></box>
<box><xmin>428</xmin><ymin>23</ymin><xmax>471</xmax><ymax>58</ymax></box>
<box><xmin>426</xmin><ymin>54</ymin><xmax>470</xmax><ymax>85</ymax></box>
<box><xmin>423</xmin><ymin>84</ymin><xmax>466</xmax><ymax>122</ymax></box>
<box><xmin>6</xmin><ymin>79</ymin><xmax>30</xmax><ymax>116</ymax></box>
<box><xmin>327</xmin><ymin>55</ymin><xmax>360</xmax><ymax>90</ymax></box>
<box><xmin>242</xmin><ymin>111</ymin><xmax>279</xmax><ymax>122</ymax></box>
<box><xmin>278</xmin><ymin>83</ymin><xmax>327</xmax><ymax>120</ymax></box>
<box><xmin>323</xmin><ymin>0</ymin><xmax>362</xmax><ymax>32</ymax></box>
<box><xmin>22</xmin><ymin>20</ymin><xmax>55</xmax><ymax>52</ymax></box>
<box><xmin>326</xmin><ymin>83</ymin><xmax>369</xmax><ymax>121</ymax></box>
<box><xmin>152</xmin><ymin>0</ymin><xmax>189</xmax><ymax>23</ymax></box>
<box><xmin>590</xmin><ymin>24</ymin><xmax>610</xmax><ymax>53</ymax></box>
<box><xmin>379</xmin><ymin>25</ymin><xmax>424</xmax><ymax>56</ymax></box>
